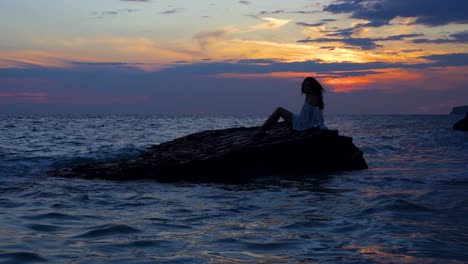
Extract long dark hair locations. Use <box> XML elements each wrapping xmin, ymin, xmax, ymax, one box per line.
<box><xmin>301</xmin><ymin>77</ymin><xmax>324</xmax><ymax>110</ymax></box>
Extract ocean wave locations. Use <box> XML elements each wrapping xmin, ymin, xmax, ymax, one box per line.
<box><xmin>25</xmin><ymin>224</ymin><xmax>62</xmax><ymax>232</ymax></box>
<box><xmin>0</xmin><ymin>146</ymin><xmax>147</xmax><ymax>179</ymax></box>
<box><xmin>21</xmin><ymin>212</ymin><xmax>82</xmax><ymax>221</ymax></box>
<box><xmin>0</xmin><ymin>252</ymin><xmax>47</xmax><ymax>263</ymax></box>
<box><xmin>73</xmin><ymin>224</ymin><xmax>142</xmax><ymax>238</ymax></box>
<box><xmin>0</xmin><ymin>114</ymin><xmax>467</xmax><ymax>263</ymax></box>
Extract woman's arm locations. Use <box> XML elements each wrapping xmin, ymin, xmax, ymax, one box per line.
<box><xmin>314</xmin><ymin>108</ymin><xmax>328</xmax><ymax>130</ymax></box>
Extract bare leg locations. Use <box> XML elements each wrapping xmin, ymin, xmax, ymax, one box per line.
<box><xmin>258</xmin><ymin>107</ymin><xmax>293</xmax><ymax>132</ymax></box>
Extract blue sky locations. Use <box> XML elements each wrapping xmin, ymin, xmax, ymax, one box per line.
<box><xmin>1</xmin><ymin>0</ymin><xmax>467</xmax><ymax>114</ymax></box>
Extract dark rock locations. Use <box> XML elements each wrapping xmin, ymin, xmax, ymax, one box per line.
<box><xmin>50</xmin><ymin>123</ymin><xmax>368</xmax><ymax>182</ymax></box>
<box><xmin>453</xmin><ymin>112</ymin><xmax>468</xmax><ymax>131</ymax></box>
<box><xmin>450</xmin><ymin>106</ymin><xmax>468</xmax><ymax>115</ymax></box>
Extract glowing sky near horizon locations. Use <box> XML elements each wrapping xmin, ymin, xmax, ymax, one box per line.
<box><xmin>1</xmin><ymin>0</ymin><xmax>467</xmax><ymax>114</ymax></box>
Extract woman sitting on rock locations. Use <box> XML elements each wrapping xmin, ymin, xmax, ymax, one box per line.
<box><xmin>255</xmin><ymin>76</ymin><xmax>328</xmax><ymax>135</ymax></box>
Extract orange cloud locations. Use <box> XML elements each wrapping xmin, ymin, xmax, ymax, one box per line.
<box><xmin>322</xmin><ymin>68</ymin><xmax>424</xmax><ymax>93</ymax></box>
<box><xmin>1</xmin><ymin>32</ymin><xmax>445</xmax><ymax>72</ymax></box>
<box><xmin>1</xmin><ymin>38</ymin><xmax>201</xmax><ymax>71</ymax></box>
<box><xmin>213</xmin><ymin>66</ymin><xmax>468</xmax><ymax>93</ymax></box>
<box><xmin>215</xmin><ymin>72</ymin><xmax>324</xmax><ymax>79</ymax></box>
<box><xmin>0</xmin><ymin>50</ymin><xmax>83</xmax><ymax>69</ymax></box>
<box><xmin>214</xmin><ymin>68</ymin><xmax>422</xmax><ymax>90</ymax></box>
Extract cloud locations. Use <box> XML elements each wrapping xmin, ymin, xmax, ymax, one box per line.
<box><xmin>412</xmin><ymin>31</ymin><xmax>468</xmax><ymax>44</ymax></box>
<box><xmin>245</xmin><ymin>9</ymin><xmax>319</xmax><ymax>19</ymax></box>
<box><xmin>193</xmin><ymin>30</ymin><xmax>230</xmax><ymax>50</ymax></box>
<box><xmin>0</xmin><ymin>38</ymin><xmax>201</xmax><ymax>71</ymax></box>
<box><xmin>0</xmin><ymin>50</ymin><xmax>86</xmax><ymax>69</ymax></box>
<box><xmin>120</xmin><ymin>0</ymin><xmax>150</xmax><ymax>2</ymax></box>
<box><xmin>154</xmin><ymin>53</ymin><xmax>468</xmax><ymax>79</ymax></box>
<box><xmin>297</xmin><ymin>33</ymin><xmax>424</xmax><ymax>50</ymax></box>
<box><xmin>295</xmin><ymin>22</ymin><xmax>325</xmax><ymax>27</ymax></box>
<box><xmin>421</xmin><ymin>53</ymin><xmax>468</xmax><ymax>67</ymax></box>
<box><xmin>2</xmin><ymin>55</ymin><xmax>468</xmax><ymax>114</ymax></box>
<box><xmin>296</xmin><ymin>18</ymin><xmax>337</xmax><ymax>27</ymax></box>
<box><xmin>2</xmin><ymin>31</ymin><xmax>464</xmax><ymax>76</ymax></box>
<box><xmin>401</xmin><ymin>49</ymin><xmax>423</xmax><ymax>53</ymax></box>
<box><xmin>103</xmin><ymin>11</ymin><xmax>118</xmax><ymax>15</ymax></box>
<box><xmin>95</xmin><ymin>9</ymin><xmax>137</xmax><ymax>17</ymax></box>
<box><xmin>160</xmin><ymin>9</ymin><xmax>181</xmax><ymax>14</ymax></box>
<box><xmin>237</xmin><ymin>59</ymin><xmax>279</xmax><ymax>64</ymax></box>
<box><xmin>0</xmin><ymin>92</ymin><xmax>49</xmax><ymax>103</ymax></box>
<box><xmin>323</xmin><ymin>0</ymin><xmax>468</xmax><ymax>27</ymax></box>
<box><xmin>320</xmin><ymin>46</ymin><xmax>336</xmax><ymax>51</ymax></box>
<box><xmin>252</xmin><ymin>17</ymin><xmax>292</xmax><ymax>30</ymax></box>
<box><xmin>239</xmin><ymin>0</ymin><xmax>251</xmax><ymax>4</ymax></box>
<box><xmin>210</xmin><ymin>66</ymin><xmax>468</xmax><ymax>96</ymax></box>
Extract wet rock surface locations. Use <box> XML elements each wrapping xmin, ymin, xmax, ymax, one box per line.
<box><xmin>453</xmin><ymin>112</ymin><xmax>468</xmax><ymax>131</ymax></box>
<box><xmin>50</xmin><ymin>123</ymin><xmax>368</xmax><ymax>182</ymax></box>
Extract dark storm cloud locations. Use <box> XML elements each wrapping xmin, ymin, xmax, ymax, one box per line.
<box><xmin>297</xmin><ymin>33</ymin><xmax>423</xmax><ymax>50</ymax></box>
<box><xmin>323</xmin><ymin>0</ymin><xmax>468</xmax><ymax>27</ymax></box>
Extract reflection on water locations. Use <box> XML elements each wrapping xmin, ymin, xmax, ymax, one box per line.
<box><xmin>0</xmin><ymin>114</ymin><xmax>467</xmax><ymax>263</ymax></box>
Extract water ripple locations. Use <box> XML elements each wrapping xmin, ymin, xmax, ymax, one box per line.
<box><xmin>0</xmin><ymin>114</ymin><xmax>467</xmax><ymax>263</ymax></box>
<box><xmin>0</xmin><ymin>252</ymin><xmax>47</xmax><ymax>263</ymax></box>
<box><xmin>74</xmin><ymin>224</ymin><xmax>142</xmax><ymax>238</ymax></box>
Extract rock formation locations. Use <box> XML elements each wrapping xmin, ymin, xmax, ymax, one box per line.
<box><xmin>50</xmin><ymin>123</ymin><xmax>368</xmax><ymax>182</ymax></box>
<box><xmin>453</xmin><ymin>112</ymin><xmax>468</xmax><ymax>131</ymax></box>
<box><xmin>450</xmin><ymin>106</ymin><xmax>468</xmax><ymax>115</ymax></box>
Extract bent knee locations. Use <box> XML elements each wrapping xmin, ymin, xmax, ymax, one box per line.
<box><xmin>276</xmin><ymin>107</ymin><xmax>286</xmax><ymax>113</ymax></box>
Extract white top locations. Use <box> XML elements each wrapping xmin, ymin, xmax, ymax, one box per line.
<box><xmin>292</xmin><ymin>101</ymin><xmax>328</xmax><ymax>131</ymax></box>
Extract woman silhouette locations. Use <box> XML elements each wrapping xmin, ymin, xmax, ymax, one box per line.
<box><xmin>256</xmin><ymin>77</ymin><xmax>328</xmax><ymax>134</ymax></box>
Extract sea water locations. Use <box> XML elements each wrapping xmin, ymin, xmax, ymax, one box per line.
<box><xmin>0</xmin><ymin>114</ymin><xmax>467</xmax><ymax>263</ymax></box>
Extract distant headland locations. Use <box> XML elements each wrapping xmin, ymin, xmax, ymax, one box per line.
<box><xmin>450</xmin><ymin>106</ymin><xmax>468</xmax><ymax>115</ymax></box>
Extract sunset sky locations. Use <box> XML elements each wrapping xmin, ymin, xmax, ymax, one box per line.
<box><xmin>1</xmin><ymin>0</ymin><xmax>467</xmax><ymax>114</ymax></box>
